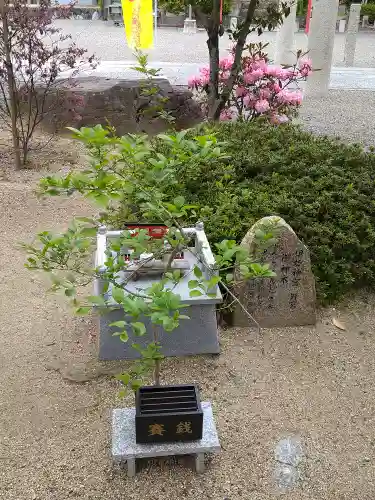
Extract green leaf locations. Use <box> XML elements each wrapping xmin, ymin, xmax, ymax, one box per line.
<box><xmin>193</xmin><ymin>266</ymin><xmax>203</xmax><ymax>278</ymax></box>
<box><xmin>206</xmin><ymin>275</ymin><xmax>220</xmax><ymax>288</ymax></box>
<box><xmin>173</xmin><ymin>195</ymin><xmax>185</xmax><ymax>208</ymax></box>
<box><xmin>116</xmin><ymin>372</ymin><xmax>130</xmax><ymax>385</ymax></box>
<box><xmin>178</xmin><ymin>314</ymin><xmax>190</xmax><ymax>320</ymax></box>
<box><xmin>109</xmin><ymin>321</ymin><xmax>127</xmax><ymax>328</ymax></box>
<box><xmin>75</xmin><ymin>306</ymin><xmax>91</xmax><ymax>315</ymax></box>
<box><xmin>80</xmin><ymin>227</ymin><xmax>97</xmax><ymax>237</ymax></box>
<box><xmin>190</xmin><ymin>289</ymin><xmax>203</xmax><ymax>297</ymax></box>
<box><xmin>131</xmin><ymin>379</ymin><xmax>143</xmax><ymax>391</ymax></box>
<box><xmin>188</xmin><ymin>279</ymin><xmax>199</xmax><ymax>289</ymax></box>
<box><xmin>132</xmin><ymin>322</ymin><xmax>146</xmax><ymax>336</ymax></box>
<box><xmin>240</xmin><ymin>264</ymin><xmax>249</xmax><ymax>275</ymax></box>
<box><xmin>65</xmin><ymin>287</ymin><xmax>76</xmax><ymax>297</ymax></box>
<box><xmin>120</xmin><ymin>332</ymin><xmax>129</xmax><ymax>342</ymax></box>
<box><xmin>111</xmin><ymin>286</ymin><xmax>125</xmax><ymax>304</ymax></box>
<box><xmin>76</xmin><ymin>217</ymin><xmax>95</xmax><ymax>224</ymax></box>
<box><xmin>87</xmin><ymin>295</ymin><xmax>106</xmax><ymax>306</ymax></box>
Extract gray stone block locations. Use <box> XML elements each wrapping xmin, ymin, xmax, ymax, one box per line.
<box><xmin>35</xmin><ymin>76</ymin><xmax>203</xmax><ymax>135</ymax></box>
<box><xmin>112</xmin><ymin>401</ymin><xmax>220</xmax><ymax>476</ymax></box>
<box><xmin>99</xmin><ymin>303</ymin><xmax>220</xmax><ymax>360</ymax></box>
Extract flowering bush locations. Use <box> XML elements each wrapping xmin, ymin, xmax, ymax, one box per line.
<box><xmin>188</xmin><ymin>44</ymin><xmax>312</xmax><ymax>123</ymax></box>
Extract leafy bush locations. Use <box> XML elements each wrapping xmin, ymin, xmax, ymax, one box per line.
<box><xmin>112</xmin><ymin>120</ymin><xmax>375</xmax><ymax>304</ymax></box>
<box><xmin>193</xmin><ymin>121</ymin><xmax>375</xmax><ymax>302</ymax></box>
<box><xmin>361</xmin><ymin>3</ymin><xmax>375</xmax><ymax>21</ymax></box>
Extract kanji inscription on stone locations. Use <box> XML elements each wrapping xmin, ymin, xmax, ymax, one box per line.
<box><xmin>233</xmin><ymin>216</ymin><xmax>316</xmax><ymax>327</ymax></box>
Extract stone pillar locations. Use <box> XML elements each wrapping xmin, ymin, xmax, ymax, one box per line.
<box><xmin>305</xmin><ymin>0</ymin><xmax>339</xmax><ymax>97</ymax></box>
<box><xmin>274</xmin><ymin>0</ymin><xmax>298</xmax><ymax>66</ymax></box>
<box><xmin>344</xmin><ymin>3</ymin><xmax>361</xmax><ymax>67</ymax></box>
<box><xmin>183</xmin><ymin>4</ymin><xmax>197</xmax><ymax>33</ymax></box>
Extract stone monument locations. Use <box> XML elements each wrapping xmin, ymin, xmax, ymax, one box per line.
<box><xmin>183</xmin><ymin>5</ymin><xmax>197</xmax><ymax>34</ymax></box>
<box><xmin>305</xmin><ymin>0</ymin><xmax>340</xmax><ymax>97</ymax></box>
<box><xmin>233</xmin><ymin>216</ymin><xmax>316</xmax><ymax>328</ymax></box>
<box><xmin>274</xmin><ymin>0</ymin><xmax>298</xmax><ymax>66</ymax></box>
<box><xmin>344</xmin><ymin>3</ymin><xmax>361</xmax><ymax>67</ymax></box>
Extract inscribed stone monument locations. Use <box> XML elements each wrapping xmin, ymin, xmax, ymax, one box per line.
<box><xmin>233</xmin><ymin>216</ymin><xmax>316</xmax><ymax>328</ymax></box>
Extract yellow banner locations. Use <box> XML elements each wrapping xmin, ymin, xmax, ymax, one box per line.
<box><xmin>121</xmin><ymin>0</ymin><xmax>154</xmax><ymax>50</ymax></box>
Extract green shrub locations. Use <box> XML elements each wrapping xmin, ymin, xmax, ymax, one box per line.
<box><xmin>111</xmin><ymin>120</ymin><xmax>375</xmax><ymax>303</ymax></box>
<box><xmin>201</xmin><ymin>121</ymin><xmax>375</xmax><ymax>302</ymax></box>
<box><xmin>361</xmin><ymin>3</ymin><xmax>375</xmax><ymax>21</ymax></box>
<box><xmin>161</xmin><ymin>121</ymin><xmax>375</xmax><ymax>304</ymax></box>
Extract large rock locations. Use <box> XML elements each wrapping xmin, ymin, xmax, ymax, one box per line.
<box><xmin>233</xmin><ymin>216</ymin><xmax>316</xmax><ymax>328</ymax></box>
<box><xmin>36</xmin><ymin>77</ymin><xmax>203</xmax><ymax>135</ymax></box>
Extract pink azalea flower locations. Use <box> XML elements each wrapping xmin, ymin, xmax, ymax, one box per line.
<box><xmin>286</xmin><ymin>69</ymin><xmax>299</xmax><ymax>78</ymax></box>
<box><xmin>188</xmin><ymin>75</ymin><xmax>201</xmax><ymax>88</ymax></box>
<box><xmin>219</xmin><ymin>71</ymin><xmax>230</xmax><ymax>82</ymax></box>
<box><xmin>255</xmin><ymin>99</ymin><xmax>270</xmax><ymax>114</ymax></box>
<box><xmin>243</xmin><ymin>68</ymin><xmax>264</xmax><ymax>84</ymax></box>
<box><xmin>265</xmin><ymin>65</ymin><xmax>280</xmax><ymax>77</ymax></box>
<box><xmin>298</xmin><ymin>57</ymin><xmax>313</xmax><ymax>77</ymax></box>
<box><xmin>199</xmin><ymin>67</ymin><xmax>210</xmax><ymax>77</ymax></box>
<box><xmin>220</xmin><ymin>109</ymin><xmax>234</xmax><ymax>121</ymax></box>
<box><xmin>255</xmin><ymin>58</ymin><xmax>268</xmax><ymax>71</ymax></box>
<box><xmin>299</xmin><ymin>57</ymin><xmax>312</xmax><ymax>69</ymax></box>
<box><xmin>236</xmin><ymin>86</ymin><xmax>247</xmax><ymax>98</ymax></box>
<box><xmin>271</xmin><ymin>114</ymin><xmax>289</xmax><ymax>124</ymax></box>
<box><xmin>278</xmin><ymin>90</ymin><xmax>303</xmax><ymax>105</ymax></box>
<box><xmin>243</xmin><ymin>94</ymin><xmax>256</xmax><ymax>108</ymax></box>
<box><xmin>278</xmin><ymin>68</ymin><xmax>290</xmax><ymax>81</ymax></box>
<box><xmin>259</xmin><ymin>88</ymin><xmax>271</xmax><ymax>100</ymax></box>
<box><xmin>219</xmin><ymin>57</ymin><xmax>234</xmax><ymax>71</ymax></box>
<box><xmin>286</xmin><ymin>91</ymin><xmax>303</xmax><ymax>105</ymax></box>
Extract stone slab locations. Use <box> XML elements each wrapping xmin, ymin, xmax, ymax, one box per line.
<box><xmin>112</xmin><ymin>401</ymin><xmax>220</xmax><ymax>461</ymax></box>
<box><xmin>233</xmin><ymin>216</ymin><xmax>316</xmax><ymax>328</ymax></box>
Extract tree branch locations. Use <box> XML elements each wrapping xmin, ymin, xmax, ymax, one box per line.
<box><xmin>212</xmin><ymin>0</ymin><xmax>258</xmax><ymax>120</ymax></box>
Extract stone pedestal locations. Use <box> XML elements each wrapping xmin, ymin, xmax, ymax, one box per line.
<box><xmin>99</xmin><ymin>301</ymin><xmax>220</xmax><ymax>360</ymax></box>
<box><xmin>183</xmin><ymin>18</ymin><xmax>197</xmax><ymax>34</ymax></box>
<box><xmin>275</xmin><ymin>0</ymin><xmax>298</xmax><ymax>66</ymax></box>
<box><xmin>112</xmin><ymin>402</ymin><xmax>221</xmax><ymax>477</ymax></box>
<box><xmin>305</xmin><ymin>0</ymin><xmax>340</xmax><ymax>97</ymax></box>
<box><xmin>95</xmin><ymin>223</ymin><xmax>222</xmax><ymax>361</ymax></box>
<box><xmin>338</xmin><ymin>19</ymin><xmax>346</xmax><ymax>33</ymax></box>
<box><xmin>344</xmin><ymin>3</ymin><xmax>361</xmax><ymax>67</ymax></box>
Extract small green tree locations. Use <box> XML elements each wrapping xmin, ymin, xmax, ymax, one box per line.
<box><xmin>158</xmin><ymin>0</ymin><xmax>291</xmax><ymax>119</ymax></box>
<box><xmin>24</xmin><ymin>125</ymin><xmax>275</xmax><ymax>391</ymax></box>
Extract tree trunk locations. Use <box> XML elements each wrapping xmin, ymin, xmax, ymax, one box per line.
<box><xmin>207</xmin><ymin>0</ymin><xmax>221</xmax><ymax>119</ymax></box>
<box><xmin>153</xmin><ymin>327</ymin><xmax>161</xmax><ymax>385</ymax></box>
<box><xmin>212</xmin><ymin>0</ymin><xmax>258</xmax><ymax>120</ymax></box>
<box><xmin>193</xmin><ymin>2</ymin><xmax>221</xmax><ymax>120</ymax></box>
<box><xmin>207</xmin><ymin>23</ymin><xmax>220</xmax><ymax>119</ymax></box>
<box><xmin>1</xmin><ymin>4</ymin><xmax>22</xmax><ymax>169</ymax></box>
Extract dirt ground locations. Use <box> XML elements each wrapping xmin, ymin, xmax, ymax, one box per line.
<box><xmin>1</xmin><ymin>137</ymin><xmax>375</xmax><ymax>500</ymax></box>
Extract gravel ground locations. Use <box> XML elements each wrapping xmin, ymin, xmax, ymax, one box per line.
<box><xmin>1</xmin><ymin>138</ymin><xmax>375</xmax><ymax>499</ymax></box>
<box><xmin>1</xmin><ymin>78</ymin><xmax>375</xmax><ymax>497</ymax></box>
<box><xmin>54</xmin><ymin>20</ymin><xmax>375</xmax><ymax>67</ymax></box>
<box><xmin>300</xmin><ymin>89</ymin><xmax>375</xmax><ymax>146</ymax></box>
